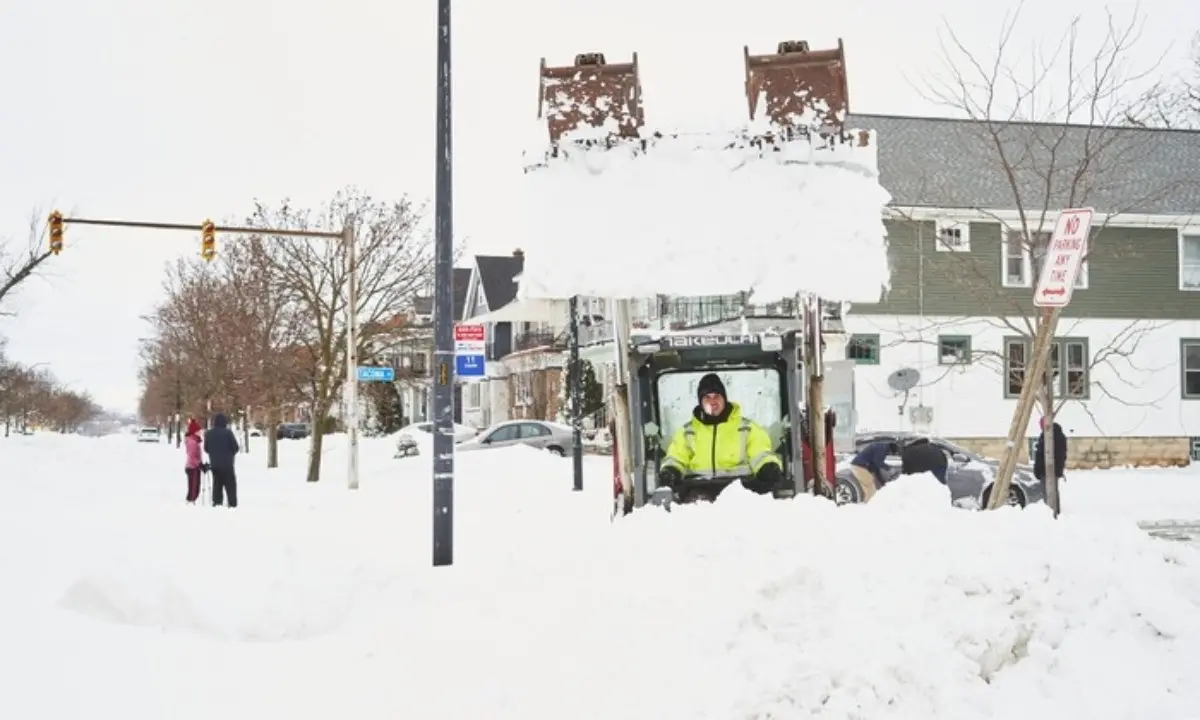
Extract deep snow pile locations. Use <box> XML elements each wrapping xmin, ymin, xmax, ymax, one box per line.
<box><xmin>519</xmin><ymin>130</ymin><xmax>891</xmax><ymax>304</ymax></box>
<box><xmin>518</xmin><ymin>45</ymin><xmax>893</xmax><ymax>309</ymax></box>
<box><xmin>2</xmin><ymin>433</ymin><xmax>1200</xmax><ymax>719</ymax></box>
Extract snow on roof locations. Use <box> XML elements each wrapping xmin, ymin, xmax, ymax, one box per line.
<box><xmin>517</xmin><ymin>129</ymin><xmax>890</xmax><ymax>304</ymax></box>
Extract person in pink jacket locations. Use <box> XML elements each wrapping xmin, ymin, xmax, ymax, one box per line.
<box><xmin>184</xmin><ymin>418</ymin><xmax>204</xmax><ymax>503</ymax></box>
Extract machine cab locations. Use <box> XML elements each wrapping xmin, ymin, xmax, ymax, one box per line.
<box><xmin>624</xmin><ymin>329</ymin><xmax>817</xmax><ymax>506</ymax></box>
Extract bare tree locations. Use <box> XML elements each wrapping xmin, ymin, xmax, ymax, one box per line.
<box><xmin>249</xmin><ymin>188</ymin><xmax>434</xmax><ymax>483</ymax></box>
<box><xmin>0</xmin><ymin>349</ymin><xmax>100</xmax><ymax>434</ymax></box>
<box><xmin>0</xmin><ymin>210</ymin><xmax>55</xmax><ymax>316</ymax></box>
<box><xmin>1131</xmin><ymin>31</ymin><xmax>1200</xmax><ymax>129</ymax></box>
<box><xmin>148</xmin><ymin>260</ymin><xmax>234</xmax><ymax>419</ymax></box>
<box><xmin>216</xmin><ymin>237</ymin><xmax>309</xmax><ymax>467</ymax></box>
<box><xmin>886</xmin><ymin>4</ymin><xmax>1193</xmax><ymax>428</ymax></box>
<box><xmin>137</xmin><ymin>236</ymin><xmax>312</xmax><ymax>466</ymax></box>
<box><xmin>1181</xmin><ymin>32</ymin><xmax>1200</xmax><ymax>125</ymax></box>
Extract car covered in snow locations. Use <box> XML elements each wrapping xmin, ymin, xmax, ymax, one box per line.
<box><xmin>394</xmin><ymin>421</ymin><xmax>480</xmax><ymax>457</ymax></box>
<box><xmin>136</xmin><ymin>427</ymin><xmax>162</xmax><ymax>443</ymax></box>
<box><xmin>455</xmin><ymin>420</ymin><xmax>576</xmax><ymax>456</ymax></box>
<box><xmin>837</xmin><ymin>431</ymin><xmax>1045</xmax><ymax>509</ymax></box>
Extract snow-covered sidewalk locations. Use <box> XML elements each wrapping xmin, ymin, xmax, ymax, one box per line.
<box><xmin>2</xmin><ymin>433</ymin><xmax>1199</xmax><ymax>719</ymax></box>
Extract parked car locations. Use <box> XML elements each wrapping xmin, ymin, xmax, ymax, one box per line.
<box><xmin>136</xmin><ymin>427</ymin><xmax>162</xmax><ymax>443</ymax></box>
<box><xmin>277</xmin><ymin>423</ymin><xmax>311</xmax><ymax>440</ymax></box>
<box><xmin>836</xmin><ymin>431</ymin><xmax>1045</xmax><ymax>509</ymax></box>
<box><xmin>394</xmin><ymin>421</ymin><xmax>479</xmax><ymax>457</ymax></box>
<box><xmin>455</xmin><ymin>420</ymin><xmax>576</xmax><ymax>456</ymax></box>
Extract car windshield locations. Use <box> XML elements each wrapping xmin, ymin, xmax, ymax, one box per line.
<box><xmin>656</xmin><ymin>367</ymin><xmax>781</xmax><ymax>441</ymax></box>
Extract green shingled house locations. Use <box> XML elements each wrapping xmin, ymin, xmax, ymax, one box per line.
<box><xmin>840</xmin><ymin>113</ymin><xmax>1200</xmax><ymax>467</ymax></box>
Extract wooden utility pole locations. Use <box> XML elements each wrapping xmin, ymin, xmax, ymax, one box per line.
<box><xmin>988</xmin><ymin>208</ymin><xmax>1092</xmax><ymax>511</ymax></box>
<box><xmin>609</xmin><ymin>299</ymin><xmax>637</xmax><ymax>514</ymax></box>
<box><xmin>805</xmin><ymin>295</ymin><xmax>829</xmax><ymax>496</ymax></box>
<box><xmin>988</xmin><ymin>309</ymin><xmax>1058</xmax><ymax>508</ymax></box>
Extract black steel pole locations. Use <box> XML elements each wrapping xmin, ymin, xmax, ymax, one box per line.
<box><xmin>569</xmin><ymin>296</ymin><xmax>584</xmax><ymax>491</ymax></box>
<box><xmin>431</xmin><ymin>0</ymin><xmax>455</xmax><ymax>568</ymax></box>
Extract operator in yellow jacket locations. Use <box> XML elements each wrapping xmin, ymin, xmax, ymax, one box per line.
<box><xmin>658</xmin><ymin>373</ymin><xmax>784</xmax><ymax>495</ymax></box>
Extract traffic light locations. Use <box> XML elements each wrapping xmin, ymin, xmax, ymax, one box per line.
<box><xmin>200</xmin><ymin>219</ymin><xmax>216</xmax><ymax>262</ymax></box>
<box><xmin>48</xmin><ymin>210</ymin><xmax>64</xmax><ymax>255</ymax></box>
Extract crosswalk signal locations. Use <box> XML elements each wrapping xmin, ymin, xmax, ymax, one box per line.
<box><xmin>200</xmin><ymin>219</ymin><xmax>216</xmax><ymax>262</ymax></box>
<box><xmin>48</xmin><ymin>210</ymin><xmax>64</xmax><ymax>255</ymax></box>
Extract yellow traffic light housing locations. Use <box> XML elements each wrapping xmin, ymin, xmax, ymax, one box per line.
<box><xmin>200</xmin><ymin>219</ymin><xmax>216</xmax><ymax>262</ymax></box>
<box><xmin>48</xmin><ymin>210</ymin><xmax>64</xmax><ymax>255</ymax></box>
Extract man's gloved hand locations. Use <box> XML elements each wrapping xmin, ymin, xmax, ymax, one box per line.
<box><xmin>659</xmin><ymin>466</ymin><xmax>682</xmax><ymax>488</ymax></box>
<box><xmin>200</xmin><ymin>463</ymin><xmax>211</xmax><ymax>474</ymax></box>
<box><xmin>744</xmin><ymin>460</ymin><xmax>782</xmax><ymax>494</ymax></box>
<box><xmin>753</xmin><ymin>462</ymin><xmax>784</xmax><ymax>490</ymax></box>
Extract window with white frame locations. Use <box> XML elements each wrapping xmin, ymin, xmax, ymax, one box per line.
<box><xmin>1181</xmin><ymin>340</ymin><xmax>1200</xmax><ymax>399</ymax></box>
<box><xmin>935</xmin><ymin>220</ymin><xmax>970</xmax><ymax>252</ymax></box>
<box><xmin>1002</xmin><ymin>229</ymin><xmax>1088</xmax><ymax>289</ymax></box>
<box><xmin>1180</xmin><ymin>232</ymin><xmax>1200</xmax><ymax>290</ymax></box>
<box><xmin>1003</xmin><ymin>336</ymin><xmax>1090</xmax><ymax>399</ymax></box>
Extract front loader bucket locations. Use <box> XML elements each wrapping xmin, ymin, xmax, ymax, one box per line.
<box><xmin>537</xmin><ymin>52</ymin><xmax>644</xmax><ymax>147</ymax></box>
<box><xmin>518</xmin><ymin>37</ymin><xmax>889</xmax><ymax>315</ymax></box>
<box><xmin>744</xmin><ymin>39</ymin><xmax>853</xmax><ymax>141</ymax></box>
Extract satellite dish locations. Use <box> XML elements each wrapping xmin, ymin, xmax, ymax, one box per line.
<box><xmin>888</xmin><ymin>367</ymin><xmax>922</xmax><ymax>420</ymax></box>
<box><xmin>887</xmin><ymin>367</ymin><xmax>921</xmax><ymax>393</ymax></box>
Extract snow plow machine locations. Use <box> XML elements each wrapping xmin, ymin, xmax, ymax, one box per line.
<box><xmin>527</xmin><ymin>41</ymin><xmax>867</xmax><ymax>516</ymax></box>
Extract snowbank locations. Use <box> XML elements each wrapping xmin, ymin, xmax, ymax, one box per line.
<box><xmin>3</xmin><ymin>437</ymin><xmax>1200</xmax><ymax>719</ymax></box>
<box><xmin>519</xmin><ymin>128</ymin><xmax>891</xmax><ymax>304</ymax></box>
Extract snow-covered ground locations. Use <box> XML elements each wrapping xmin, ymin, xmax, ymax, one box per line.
<box><xmin>3</xmin><ymin>433</ymin><xmax>1200</xmax><ymax>719</ymax></box>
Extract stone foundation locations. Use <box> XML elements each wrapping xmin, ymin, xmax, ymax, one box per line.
<box><xmin>949</xmin><ymin>436</ymin><xmax>1192</xmax><ymax>470</ymax></box>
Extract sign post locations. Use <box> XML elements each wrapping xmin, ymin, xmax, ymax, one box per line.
<box><xmin>431</xmin><ymin>0</ymin><xmax>455</xmax><ymax>572</ymax></box>
<box><xmin>454</xmin><ymin>324</ymin><xmax>486</xmax><ymax>379</ymax></box>
<box><xmin>988</xmin><ymin>208</ymin><xmax>1092</xmax><ymax>513</ymax></box>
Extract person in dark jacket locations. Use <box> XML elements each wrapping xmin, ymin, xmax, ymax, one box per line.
<box><xmin>900</xmin><ymin>438</ymin><xmax>948</xmax><ymax>484</ymax></box>
<box><xmin>203</xmin><ymin>413</ymin><xmax>240</xmax><ymax>507</ymax></box>
<box><xmin>1033</xmin><ymin>417</ymin><xmax>1068</xmax><ymax>484</ymax></box>
<box><xmin>848</xmin><ymin>440</ymin><xmax>900</xmax><ymax>501</ymax></box>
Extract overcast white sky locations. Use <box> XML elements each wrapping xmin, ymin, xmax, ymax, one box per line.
<box><xmin>0</xmin><ymin>0</ymin><xmax>1192</xmax><ymax>412</ymax></box>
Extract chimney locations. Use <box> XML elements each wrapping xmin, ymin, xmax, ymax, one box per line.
<box><xmin>512</xmin><ymin>248</ymin><xmax>524</xmax><ymax>258</ymax></box>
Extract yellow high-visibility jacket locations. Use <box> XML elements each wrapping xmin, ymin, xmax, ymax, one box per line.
<box><xmin>660</xmin><ymin>402</ymin><xmax>780</xmax><ymax>478</ymax></box>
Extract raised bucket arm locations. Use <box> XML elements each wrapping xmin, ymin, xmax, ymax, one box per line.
<box><xmin>538</xmin><ymin>52</ymin><xmax>644</xmax><ymax>145</ymax></box>
<box><xmin>744</xmin><ymin>39</ymin><xmax>858</xmax><ymax>143</ymax></box>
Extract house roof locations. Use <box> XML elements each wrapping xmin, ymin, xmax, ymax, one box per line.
<box><xmin>453</xmin><ymin>267</ymin><xmax>472</xmax><ymax>319</ymax></box>
<box><xmin>847</xmin><ymin>113</ymin><xmax>1200</xmax><ymax>216</ymax></box>
<box><xmin>475</xmin><ymin>254</ymin><xmax>524</xmax><ymax>309</ymax></box>
<box><xmin>412</xmin><ymin>267</ymin><xmax>473</xmax><ymax>320</ymax></box>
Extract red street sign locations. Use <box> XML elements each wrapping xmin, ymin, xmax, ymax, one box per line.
<box><xmin>1033</xmin><ymin>208</ymin><xmax>1093</xmax><ymax>308</ymax></box>
<box><xmin>454</xmin><ymin>324</ymin><xmax>485</xmax><ymax>342</ymax></box>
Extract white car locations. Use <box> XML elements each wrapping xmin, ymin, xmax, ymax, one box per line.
<box><xmin>394</xmin><ymin>421</ymin><xmax>479</xmax><ymax>457</ymax></box>
<box><xmin>137</xmin><ymin>427</ymin><xmax>162</xmax><ymax>443</ymax></box>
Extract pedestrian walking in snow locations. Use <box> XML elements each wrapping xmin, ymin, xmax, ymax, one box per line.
<box><xmin>203</xmin><ymin>412</ymin><xmax>240</xmax><ymax>508</ymax></box>
<box><xmin>184</xmin><ymin>418</ymin><xmax>205</xmax><ymax>504</ymax></box>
